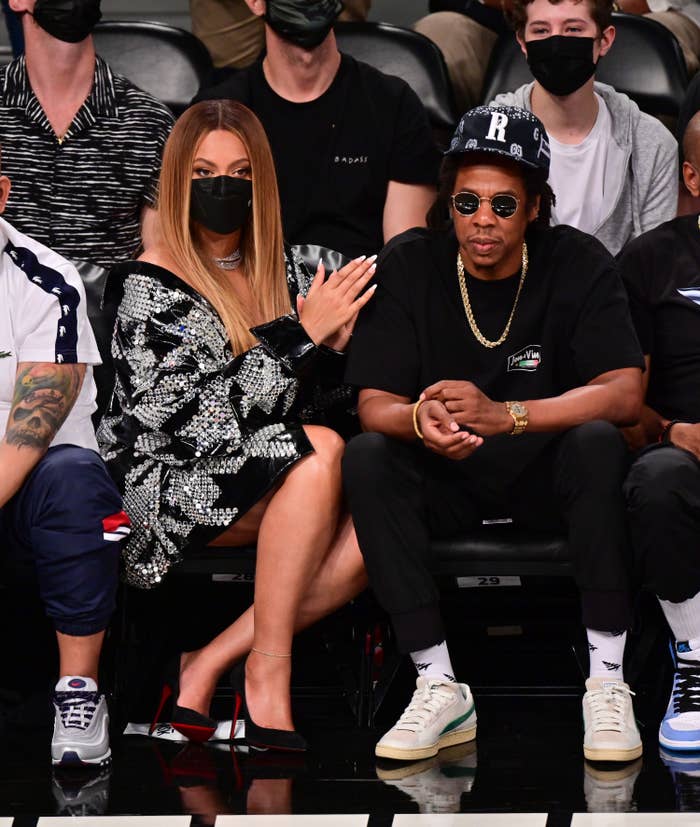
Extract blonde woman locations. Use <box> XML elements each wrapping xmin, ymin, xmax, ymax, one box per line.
<box><xmin>98</xmin><ymin>100</ymin><xmax>374</xmax><ymax>750</ymax></box>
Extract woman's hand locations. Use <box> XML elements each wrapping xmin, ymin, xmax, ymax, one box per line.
<box><xmin>296</xmin><ymin>255</ymin><xmax>377</xmax><ymax>349</ymax></box>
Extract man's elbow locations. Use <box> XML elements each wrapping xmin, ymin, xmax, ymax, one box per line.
<box><xmin>613</xmin><ymin>383</ymin><xmax>643</xmax><ymax>427</ymax></box>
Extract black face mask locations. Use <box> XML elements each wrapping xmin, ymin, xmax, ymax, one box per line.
<box><xmin>190</xmin><ymin>176</ymin><xmax>253</xmax><ymax>236</ymax></box>
<box><xmin>526</xmin><ymin>35</ymin><xmax>597</xmax><ymax>97</ymax></box>
<box><xmin>265</xmin><ymin>0</ymin><xmax>343</xmax><ymax>50</ymax></box>
<box><xmin>33</xmin><ymin>0</ymin><xmax>102</xmax><ymax>43</ymax></box>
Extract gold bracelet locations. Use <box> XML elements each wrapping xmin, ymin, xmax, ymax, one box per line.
<box><xmin>251</xmin><ymin>647</ymin><xmax>292</xmax><ymax>658</ymax></box>
<box><xmin>412</xmin><ymin>400</ymin><xmax>425</xmax><ymax>440</ymax></box>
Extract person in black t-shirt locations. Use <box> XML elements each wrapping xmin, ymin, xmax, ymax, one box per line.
<box><xmin>621</xmin><ymin>111</ymin><xmax>700</xmax><ymax>755</ymax></box>
<box><xmin>193</xmin><ymin>0</ymin><xmax>439</xmax><ymax>263</ymax></box>
<box><xmin>343</xmin><ymin>105</ymin><xmax>645</xmax><ymax>765</ymax></box>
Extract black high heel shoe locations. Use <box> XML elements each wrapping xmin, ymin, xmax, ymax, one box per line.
<box><xmin>150</xmin><ymin>655</ymin><xmax>219</xmax><ymax>744</ymax></box>
<box><xmin>231</xmin><ymin>660</ymin><xmax>307</xmax><ymax>752</ymax></box>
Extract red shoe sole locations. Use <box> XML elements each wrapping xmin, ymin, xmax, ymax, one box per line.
<box><xmin>172</xmin><ymin>722</ymin><xmax>216</xmax><ymax>743</ymax></box>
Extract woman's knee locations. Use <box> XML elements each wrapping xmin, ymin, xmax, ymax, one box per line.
<box><xmin>301</xmin><ymin>425</ymin><xmax>345</xmax><ymax>464</ymax></box>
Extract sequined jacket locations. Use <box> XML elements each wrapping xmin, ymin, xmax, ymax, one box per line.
<box><xmin>98</xmin><ymin>250</ymin><xmax>355</xmax><ymax>588</ymax></box>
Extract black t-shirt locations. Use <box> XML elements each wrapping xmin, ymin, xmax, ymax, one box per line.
<box><xmin>194</xmin><ymin>55</ymin><xmax>440</xmax><ymax>259</ymax></box>
<box><xmin>346</xmin><ymin>224</ymin><xmax>644</xmax><ymax>481</ymax></box>
<box><xmin>618</xmin><ymin>213</ymin><xmax>700</xmax><ymax>421</ymax></box>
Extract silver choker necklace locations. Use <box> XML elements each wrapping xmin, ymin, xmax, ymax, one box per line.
<box><xmin>213</xmin><ymin>249</ymin><xmax>242</xmax><ymax>271</ymax></box>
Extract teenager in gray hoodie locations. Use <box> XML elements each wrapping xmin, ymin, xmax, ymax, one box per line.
<box><xmin>491</xmin><ymin>0</ymin><xmax>678</xmax><ymax>255</ymax></box>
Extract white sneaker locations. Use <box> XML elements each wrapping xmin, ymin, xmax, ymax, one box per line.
<box><xmin>51</xmin><ymin>676</ymin><xmax>111</xmax><ymax>767</ymax></box>
<box><xmin>582</xmin><ymin>677</ymin><xmax>643</xmax><ymax>762</ymax></box>
<box><xmin>375</xmin><ymin>677</ymin><xmax>476</xmax><ymax>761</ymax></box>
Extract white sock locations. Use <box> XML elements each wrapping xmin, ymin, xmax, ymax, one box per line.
<box><xmin>410</xmin><ymin>640</ymin><xmax>455</xmax><ymax>682</ymax></box>
<box><xmin>659</xmin><ymin>591</ymin><xmax>700</xmax><ymax>668</ymax></box>
<box><xmin>587</xmin><ymin>629</ymin><xmax>626</xmax><ymax>680</ymax></box>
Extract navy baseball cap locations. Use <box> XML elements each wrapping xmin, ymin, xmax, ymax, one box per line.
<box><xmin>445</xmin><ymin>105</ymin><xmax>551</xmax><ymax>175</ymax></box>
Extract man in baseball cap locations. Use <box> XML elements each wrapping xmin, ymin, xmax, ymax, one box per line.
<box><xmin>343</xmin><ymin>104</ymin><xmax>645</xmax><ymax>765</ymax></box>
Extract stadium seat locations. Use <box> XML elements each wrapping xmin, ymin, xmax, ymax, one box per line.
<box><xmin>334</xmin><ymin>21</ymin><xmax>460</xmax><ymax>142</ymax></box>
<box><xmin>480</xmin><ymin>12</ymin><xmax>688</xmax><ymax>117</ymax></box>
<box><xmin>92</xmin><ymin>21</ymin><xmax>213</xmax><ymax>116</ymax></box>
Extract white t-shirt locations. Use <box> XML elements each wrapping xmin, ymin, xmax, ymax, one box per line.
<box><xmin>0</xmin><ymin>216</ymin><xmax>101</xmax><ymax>451</ymax></box>
<box><xmin>548</xmin><ymin>95</ymin><xmax>623</xmax><ymax>235</ymax></box>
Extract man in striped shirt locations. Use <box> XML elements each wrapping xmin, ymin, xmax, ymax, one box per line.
<box><xmin>0</xmin><ymin>0</ymin><xmax>174</xmax><ymax>268</ymax></box>
<box><xmin>0</xmin><ymin>160</ymin><xmax>129</xmax><ymax>768</ymax></box>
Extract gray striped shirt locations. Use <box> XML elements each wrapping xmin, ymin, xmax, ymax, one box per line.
<box><xmin>0</xmin><ymin>55</ymin><xmax>174</xmax><ymax>269</ymax></box>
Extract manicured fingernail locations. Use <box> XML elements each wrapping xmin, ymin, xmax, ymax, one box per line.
<box><xmin>367</xmin><ymin>254</ymin><xmax>378</xmax><ymax>263</ymax></box>
<box><xmin>369</xmin><ymin>263</ymin><xmax>377</xmax><ymax>273</ymax></box>
<box><xmin>354</xmin><ymin>255</ymin><xmax>367</xmax><ymax>263</ymax></box>
<box><xmin>370</xmin><ymin>284</ymin><xmax>378</xmax><ymax>291</ymax></box>
<box><xmin>318</xmin><ymin>258</ymin><xmax>323</xmax><ymax>268</ymax></box>
<box><xmin>419</xmin><ymin>393</ymin><xmax>425</xmax><ymax>401</ymax></box>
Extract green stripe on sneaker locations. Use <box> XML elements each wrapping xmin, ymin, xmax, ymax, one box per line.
<box><xmin>439</xmin><ymin>703</ymin><xmax>475</xmax><ymax>735</ymax></box>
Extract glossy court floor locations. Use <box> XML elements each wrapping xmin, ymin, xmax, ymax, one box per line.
<box><xmin>2</xmin><ymin>576</ymin><xmax>699</xmax><ymax>823</ymax></box>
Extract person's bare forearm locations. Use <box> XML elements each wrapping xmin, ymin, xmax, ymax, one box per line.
<box><xmin>523</xmin><ymin>370</ymin><xmax>642</xmax><ymax>433</ymax></box>
<box><xmin>0</xmin><ymin>362</ymin><xmax>85</xmax><ymax>508</ymax></box>
<box><xmin>357</xmin><ymin>391</ymin><xmax>417</xmax><ymax>441</ymax></box>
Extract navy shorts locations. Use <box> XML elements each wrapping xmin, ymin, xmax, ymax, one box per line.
<box><xmin>1</xmin><ymin>445</ymin><xmax>128</xmax><ymax>636</ymax></box>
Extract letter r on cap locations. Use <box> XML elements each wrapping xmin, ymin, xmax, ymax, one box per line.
<box><xmin>486</xmin><ymin>112</ymin><xmax>508</xmax><ymax>143</ymax></box>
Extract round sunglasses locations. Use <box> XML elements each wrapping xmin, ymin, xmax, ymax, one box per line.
<box><xmin>451</xmin><ymin>191</ymin><xmax>520</xmax><ymax>219</ymax></box>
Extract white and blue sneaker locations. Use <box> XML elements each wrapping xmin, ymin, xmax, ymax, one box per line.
<box><xmin>51</xmin><ymin>676</ymin><xmax>111</xmax><ymax>768</ymax></box>
<box><xmin>659</xmin><ymin>664</ymin><xmax>700</xmax><ymax>752</ymax></box>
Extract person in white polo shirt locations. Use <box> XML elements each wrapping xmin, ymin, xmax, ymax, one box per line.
<box><xmin>0</xmin><ymin>164</ymin><xmax>128</xmax><ymax>768</ymax></box>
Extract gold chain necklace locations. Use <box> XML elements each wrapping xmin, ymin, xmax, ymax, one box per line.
<box><xmin>456</xmin><ymin>242</ymin><xmax>528</xmax><ymax>349</ymax></box>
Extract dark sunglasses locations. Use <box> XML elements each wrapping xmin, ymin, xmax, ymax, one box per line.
<box><xmin>451</xmin><ymin>191</ymin><xmax>520</xmax><ymax>219</ymax></box>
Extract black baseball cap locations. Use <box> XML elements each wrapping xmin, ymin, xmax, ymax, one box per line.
<box><xmin>445</xmin><ymin>105</ymin><xmax>551</xmax><ymax>175</ymax></box>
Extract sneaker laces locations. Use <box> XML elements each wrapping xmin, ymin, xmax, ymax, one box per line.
<box><xmin>394</xmin><ymin>680</ymin><xmax>459</xmax><ymax>733</ymax></box>
<box><xmin>587</xmin><ymin>683</ymin><xmax>634</xmax><ymax>733</ymax></box>
<box><xmin>54</xmin><ymin>691</ymin><xmax>100</xmax><ymax>730</ymax></box>
<box><xmin>673</xmin><ymin>670</ymin><xmax>700</xmax><ymax>714</ymax></box>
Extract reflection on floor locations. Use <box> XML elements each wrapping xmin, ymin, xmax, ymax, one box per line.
<box><xmin>0</xmin><ymin>579</ymin><xmax>696</xmax><ymax>822</ymax></box>
<box><xmin>1</xmin><ymin>689</ymin><xmax>698</xmax><ymax>823</ymax></box>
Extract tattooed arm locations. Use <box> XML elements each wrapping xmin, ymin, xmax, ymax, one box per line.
<box><xmin>0</xmin><ymin>362</ymin><xmax>85</xmax><ymax>508</ymax></box>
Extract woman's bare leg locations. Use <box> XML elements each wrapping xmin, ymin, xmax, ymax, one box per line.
<box><xmin>177</xmin><ymin>425</ymin><xmax>363</xmax><ymax>731</ymax></box>
<box><xmin>177</xmin><ymin>513</ymin><xmax>367</xmax><ymax>715</ymax></box>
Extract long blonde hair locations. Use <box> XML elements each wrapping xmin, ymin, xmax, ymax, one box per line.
<box><xmin>158</xmin><ymin>100</ymin><xmax>290</xmax><ymax>355</ymax></box>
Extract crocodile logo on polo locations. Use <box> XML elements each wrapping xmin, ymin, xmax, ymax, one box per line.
<box><xmin>0</xmin><ymin>350</ymin><xmax>11</xmax><ymax>359</ymax></box>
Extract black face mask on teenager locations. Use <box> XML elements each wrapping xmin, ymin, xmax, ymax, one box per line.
<box><xmin>33</xmin><ymin>0</ymin><xmax>102</xmax><ymax>43</ymax></box>
<box><xmin>190</xmin><ymin>176</ymin><xmax>253</xmax><ymax>236</ymax></box>
<box><xmin>265</xmin><ymin>0</ymin><xmax>343</xmax><ymax>50</ymax></box>
<box><xmin>526</xmin><ymin>35</ymin><xmax>597</xmax><ymax>97</ymax></box>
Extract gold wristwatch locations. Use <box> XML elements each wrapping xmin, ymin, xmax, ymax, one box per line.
<box><xmin>505</xmin><ymin>401</ymin><xmax>528</xmax><ymax>435</ymax></box>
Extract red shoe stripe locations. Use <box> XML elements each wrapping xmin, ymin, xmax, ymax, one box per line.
<box><xmin>102</xmin><ymin>511</ymin><xmax>131</xmax><ymax>533</ymax></box>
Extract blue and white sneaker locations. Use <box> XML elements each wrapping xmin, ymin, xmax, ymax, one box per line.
<box><xmin>659</xmin><ymin>663</ymin><xmax>700</xmax><ymax>752</ymax></box>
<box><xmin>51</xmin><ymin>676</ymin><xmax>111</xmax><ymax>767</ymax></box>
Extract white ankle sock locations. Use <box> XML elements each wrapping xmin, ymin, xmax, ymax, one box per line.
<box><xmin>587</xmin><ymin>629</ymin><xmax>626</xmax><ymax>680</ymax></box>
<box><xmin>410</xmin><ymin>640</ymin><xmax>455</xmax><ymax>682</ymax></box>
<box><xmin>659</xmin><ymin>591</ymin><xmax>700</xmax><ymax>668</ymax></box>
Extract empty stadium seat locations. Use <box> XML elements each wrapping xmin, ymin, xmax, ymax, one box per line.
<box><xmin>93</xmin><ymin>21</ymin><xmax>213</xmax><ymax>116</ymax></box>
<box><xmin>334</xmin><ymin>21</ymin><xmax>460</xmax><ymax>140</ymax></box>
<box><xmin>480</xmin><ymin>12</ymin><xmax>688</xmax><ymax>116</ymax></box>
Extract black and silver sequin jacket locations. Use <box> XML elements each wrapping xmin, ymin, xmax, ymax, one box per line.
<box><xmin>97</xmin><ymin>250</ymin><xmax>355</xmax><ymax>588</ymax></box>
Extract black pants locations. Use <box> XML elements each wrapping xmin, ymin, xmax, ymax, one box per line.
<box><xmin>343</xmin><ymin>421</ymin><xmax>632</xmax><ymax>653</ymax></box>
<box><xmin>625</xmin><ymin>443</ymin><xmax>700</xmax><ymax>603</ymax></box>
